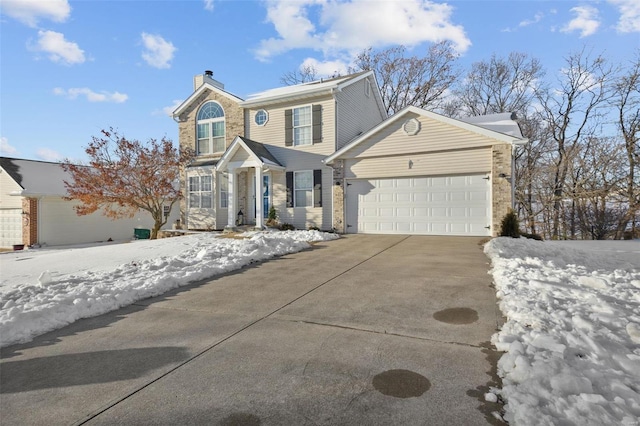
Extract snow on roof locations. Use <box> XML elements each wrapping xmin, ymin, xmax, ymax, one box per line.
<box><xmin>0</xmin><ymin>157</ymin><xmax>70</xmax><ymax>197</ymax></box>
<box><xmin>241</xmin><ymin>71</ymin><xmax>370</xmax><ymax>107</ymax></box>
<box><xmin>459</xmin><ymin>112</ymin><xmax>524</xmax><ymax>138</ymax></box>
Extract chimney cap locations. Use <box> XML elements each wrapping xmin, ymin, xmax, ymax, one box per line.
<box><xmin>204</xmin><ymin>70</ymin><xmax>213</xmax><ymax>77</ymax></box>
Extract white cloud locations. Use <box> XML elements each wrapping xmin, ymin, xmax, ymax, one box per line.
<box><xmin>0</xmin><ymin>136</ymin><xmax>19</xmax><ymax>155</ymax></box>
<box><xmin>1</xmin><ymin>0</ymin><xmax>71</xmax><ymax>27</ymax></box>
<box><xmin>36</xmin><ymin>148</ymin><xmax>63</xmax><ymax>162</ymax></box>
<box><xmin>519</xmin><ymin>11</ymin><xmax>544</xmax><ymax>28</ymax></box>
<box><xmin>53</xmin><ymin>87</ymin><xmax>128</xmax><ymax>103</ymax></box>
<box><xmin>140</xmin><ymin>33</ymin><xmax>176</xmax><ymax>69</ymax></box>
<box><xmin>254</xmin><ymin>0</ymin><xmax>470</xmax><ymax>62</ymax></box>
<box><xmin>31</xmin><ymin>30</ymin><xmax>85</xmax><ymax>65</ymax></box>
<box><xmin>204</xmin><ymin>0</ymin><xmax>214</xmax><ymax>12</ymax></box>
<box><xmin>561</xmin><ymin>5</ymin><xmax>600</xmax><ymax>37</ymax></box>
<box><xmin>502</xmin><ymin>11</ymin><xmax>544</xmax><ymax>33</ymax></box>
<box><xmin>607</xmin><ymin>0</ymin><xmax>640</xmax><ymax>32</ymax></box>
<box><xmin>158</xmin><ymin>99</ymin><xmax>184</xmax><ymax>117</ymax></box>
<box><xmin>300</xmin><ymin>57</ymin><xmax>349</xmax><ymax>77</ymax></box>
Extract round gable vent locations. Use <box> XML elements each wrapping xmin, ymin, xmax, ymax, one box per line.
<box><xmin>403</xmin><ymin>118</ymin><xmax>421</xmax><ymax>136</ymax></box>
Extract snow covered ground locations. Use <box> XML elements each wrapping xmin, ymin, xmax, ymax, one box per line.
<box><xmin>3</xmin><ymin>232</ymin><xmax>639</xmax><ymax>425</ymax></box>
<box><xmin>0</xmin><ymin>230</ymin><xmax>338</xmax><ymax>348</ymax></box>
<box><xmin>485</xmin><ymin>238</ymin><xmax>640</xmax><ymax>426</ymax></box>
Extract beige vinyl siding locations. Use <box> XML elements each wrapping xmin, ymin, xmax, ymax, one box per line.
<box><xmin>0</xmin><ymin>171</ymin><xmax>23</xmax><ymax>209</ymax></box>
<box><xmin>243</xmin><ymin>96</ymin><xmax>335</xmax><ymax>230</ymax></box>
<box><xmin>245</xmin><ymin>95</ymin><xmax>336</xmax><ymax>157</ymax></box>
<box><xmin>348</xmin><ymin>113</ymin><xmax>502</xmax><ymax>159</ymax></box>
<box><xmin>270</xmin><ymin>167</ymin><xmax>333</xmax><ymax>231</ymax></box>
<box><xmin>38</xmin><ymin>197</ymin><xmax>177</xmax><ymax>246</ymax></box>
<box><xmin>345</xmin><ymin>148</ymin><xmax>491</xmax><ymax>179</ymax></box>
<box><xmin>335</xmin><ymin>76</ymin><xmax>386</xmax><ymax>150</ymax></box>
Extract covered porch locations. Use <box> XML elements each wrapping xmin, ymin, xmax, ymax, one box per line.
<box><xmin>216</xmin><ymin>136</ymin><xmax>285</xmax><ymax>230</ymax></box>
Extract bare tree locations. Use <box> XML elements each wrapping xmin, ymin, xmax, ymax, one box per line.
<box><xmin>450</xmin><ymin>52</ymin><xmax>545</xmax><ymax>117</ymax></box>
<box><xmin>612</xmin><ymin>51</ymin><xmax>640</xmax><ymax>237</ymax></box>
<box><xmin>536</xmin><ymin>47</ymin><xmax>615</xmax><ymax>239</ymax></box>
<box><xmin>352</xmin><ymin>41</ymin><xmax>460</xmax><ymax>114</ymax></box>
<box><xmin>280</xmin><ymin>63</ymin><xmax>320</xmax><ymax>86</ymax></box>
<box><xmin>569</xmin><ymin>137</ymin><xmax>627</xmax><ymax>239</ymax></box>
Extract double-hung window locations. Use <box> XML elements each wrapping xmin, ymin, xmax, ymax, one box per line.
<box><xmin>293</xmin><ymin>106</ymin><xmax>312</xmax><ymax>146</ymax></box>
<box><xmin>286</xmin><ymin>170</ymin><xmax>322</xmax><ymax>208</ymax></box>
<box><xmin>294</xmin><ymin>171</ymin><xmax>313</xmax><ymax>207</ymax></box>
<box><xmin>189</xmin><ymin>175</ymin><xmax>213</xmax><ymax>209</ymax></box>
<box><xmin>196</xmin><ymin>101</ymin><xmax>225</xmax><ymax>155</ymax></box>
<box><xmin>285</xmin><ymin>105</ymin><xmax>321</xmax><ymax>147</ymax></box>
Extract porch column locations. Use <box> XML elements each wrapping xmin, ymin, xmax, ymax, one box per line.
<box><xmin>227</xmin><ymin>169</ymin><xmax>236</xmax><ymax>227</ymax></box>
<box><xmin>254</xmin><ymin>167</ymin><xmax>264</xmax><ymax>229</ymax></box>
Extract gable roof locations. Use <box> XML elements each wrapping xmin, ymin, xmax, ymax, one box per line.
<box><xmin>172</xmin><ymin>82</ymin><xmax>244</xmax><ymax>121</ymax></box>
<box><xmin>216</xmin><ymin>136</ymin><xmax>284</xmax><ymax>172</ymax></box>
<box><xmin>324</xmin><ymin>106</ymin><xmax>528</xmax><ymax>165</ymax></box>
<box><xmin>240</xmin><ymin>71</ymin><xmax>380</xmax><ymax>108</ymax></box>
<box><xmin>0</xmin><ymin>157</ymin><xmax>70</xmax><ymax>196</ymax></box>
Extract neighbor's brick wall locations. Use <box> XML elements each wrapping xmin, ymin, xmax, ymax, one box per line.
<box><xmin>491</xmin><ymin>144</ymin><xmax>513</xmax><ymax>236</ymax></box>
<box><xmin>22</xmin><ymin>198</ymin><xmax>38</xmax><ymax>246</ymax></box>
<box><xmin>331</xmin><ymin>160</ymin><xmax>345</xmax><ymax>233</ymax></box>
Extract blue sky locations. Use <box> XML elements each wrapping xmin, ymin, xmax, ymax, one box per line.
<box><xmin>1</xmin><ymin>0</ymin><xmax>638</xmax><ymax>162</ymax></box>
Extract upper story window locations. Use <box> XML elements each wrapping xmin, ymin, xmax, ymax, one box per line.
<box><xmin>293</xmin><ymin>106</ymin><xmax>312</xmax><ymax>146</ymax></box>
<box><xmin>285</xmin><ymin>105</ymin><xmax>322</xmax><ymax>147</ymax></box>
<box><xmin>255</xmin><ymin>109</ymin><xmax>268</xmax><ymax>126</ymax></box>
<box><xmin>196</xmin><ymin>101</ymin><xmax>225</xmax><ymax>155</ymax></box>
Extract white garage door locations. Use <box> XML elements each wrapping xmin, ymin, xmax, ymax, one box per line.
<box><xmin>345</xmin><ymin>174</ymin><xmax>491</xmax><ymax>236</ymax></box>
<box><xmin>0</xmin><ymin>208</ymin><xmax>23</xmax><ymax>248</ymax></box>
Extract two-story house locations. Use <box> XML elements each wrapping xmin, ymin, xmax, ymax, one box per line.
<box><xmin>173</xmin><ymin>71</ymin><xmax>526</xmax><ymax>236</ymax></box>
<box><xmin>173</xmin><ymin>70</ymin><xmax>386</xmax><ymax>231</ymax></box>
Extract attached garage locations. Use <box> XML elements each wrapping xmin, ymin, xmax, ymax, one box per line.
<box><xmin>345</xmin><ymin>174</ymin><xmax>491</xmax><ymax>236</ymax></box>
<box><xmin>325</xmin><ymin>107</ymin><xmax>528</xmax><ymax>237</ymax></box>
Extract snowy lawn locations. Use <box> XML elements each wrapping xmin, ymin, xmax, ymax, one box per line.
<box><xmin>0</xmin><ymin>230</ymin><xmax>338</xmax><ymax>348</ymax></box>
<box><xmin>485</xmin><ymin>237</ymin><xmax>640</xmax><ymax>426</ymax></box>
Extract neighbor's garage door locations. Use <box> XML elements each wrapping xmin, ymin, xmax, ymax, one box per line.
<box><xmin>345</xmin><ymin>174</ymin><xmax>491</xmax><ymax>236</ymax></box>
<box><xmin>0</xmin><ymin>208</ymin><xmax>23</xmax><ymax>248</ymax></box>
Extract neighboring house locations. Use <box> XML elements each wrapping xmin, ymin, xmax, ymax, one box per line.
<box><xmin>173</xmin><ymin>71</ymin><xmax>527</xmax><ymax>236</ymax></box>
<box><xmin>0</xmin><ymin>157</ymin><xmax>180</xmax><ymax>248</ymax></box>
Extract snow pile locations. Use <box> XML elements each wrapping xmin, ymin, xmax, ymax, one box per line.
<box><xmin>0</xmin><ymin>230</ymin><xmax>338</xmax><ymax>348</ymax></box>
<box><xmin>485</xmin><ymin>238</ymin><xmax>640</xmax><ymax>425</ymax></box>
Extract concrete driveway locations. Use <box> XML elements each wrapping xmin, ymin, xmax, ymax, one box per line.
<box><xmin>0</xmin><ymin>235</ymin><xmax>504</xmax><ymax>425</ymax></box>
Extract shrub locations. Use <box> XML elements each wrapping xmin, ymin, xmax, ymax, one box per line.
<box><xmin>265</xmin><ymin>206</ymin><xmax>279</xmax><ymax>227</ymax></box>
<box><xmin>499</xmin><ymin>210</ymin><xmax>520</xmax><ymax>238</ymax></box>
<box><xmin>280</xmin><ymin>223</ymin><xmax>295</xmax><ymax>231</ymax></box>
<box><xmin>521</xmin><ymin>232</ymin><xmax>543</xmax><ymax>241</ymax></box>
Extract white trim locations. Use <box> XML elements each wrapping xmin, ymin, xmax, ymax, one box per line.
<box><xmin>216</xmin><ymin>136</ymin><xmax>285</xmax><ymax>172</ymax></box>
<box><xmin>173</xmin><ymin>83</ymin><xmax>243</xmax><ymax>120</ymax></box>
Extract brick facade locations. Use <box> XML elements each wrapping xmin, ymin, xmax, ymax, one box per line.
<box><xmin>22</xmin><ymin>198</ymin><xmax>38</xmax><ymax>246</ymax></box>
<box><xmin>491</xmin><ymin>144</ymin><xmax>513</xmax><ymax>236</ymax></box>
<box><xmin>176</xmin><ymin>79</ymin><xmax>245</xmax><ymax>228</ymax></box>
<box><xmin>331</xmin><ymin>160</ymin><xmax>345</xmax><ymax>233</ymax></box>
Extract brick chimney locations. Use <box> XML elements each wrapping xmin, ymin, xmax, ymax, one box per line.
<box><xmin>193</xmin><ymin>70</ymin><xmax>225</xmax><ymax>91</ymax></box>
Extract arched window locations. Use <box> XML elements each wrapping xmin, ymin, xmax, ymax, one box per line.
<box><xmin>196</xmin><ymin>101</ymin><xmax>225</xmax><ymax>155</ymax></box>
